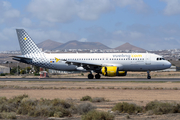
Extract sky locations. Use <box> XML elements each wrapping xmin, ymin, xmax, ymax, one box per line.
<box><xmin>1</xmin><ymin>0</ymin><xmax>180</xmax><ymax>51</ymax></box>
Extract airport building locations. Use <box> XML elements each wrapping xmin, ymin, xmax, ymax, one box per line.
<box><xmin>0</xmin><ymin>65</ymin><xmax>10</xmax><ymax>74</ymax></box>
<box><xmin>48</xmin><ymin>69</ymin><xmax>70</xmax><ymax>74</ymax></box>
<box><xmin>48</xmin><ymin>69</ymin><xmax>78</xmax><ymax>74</ymax></box>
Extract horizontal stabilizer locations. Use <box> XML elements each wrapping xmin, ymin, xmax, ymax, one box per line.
<box><xmin>10</xmin><ymin>55</ymin><xmax>32</xmax><ymax>60</ymax></box>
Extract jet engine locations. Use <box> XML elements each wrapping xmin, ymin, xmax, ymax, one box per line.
<box><xmin>101</xmin><ymin>66</ymin><xmax>127</xmax><ymax>77</ymax></box>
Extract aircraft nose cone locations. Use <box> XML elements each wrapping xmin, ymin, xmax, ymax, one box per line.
<box><xmin>166</xmin><ymin>61</ymin><xmax>171</xmax><ymax>68</ymax></box>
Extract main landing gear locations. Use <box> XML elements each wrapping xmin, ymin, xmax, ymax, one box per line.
<box><xmin>88</xmin><ymin>74</ymin><xmax>94</xmax><ymax>79</ymax></box>
<box><xmin>88</xmin><ymin>72</ymin><xmax>101</xmax><ymax>79</ymax></box>
<box><xmin>95</xmin><ymin>73</ymin><xmax>101</xmax><ymax>79</ymax></box>
<box><xmin>147</xmin><ymin>71</ymin><xmax>151</xmax><ymax>79</ymax></box>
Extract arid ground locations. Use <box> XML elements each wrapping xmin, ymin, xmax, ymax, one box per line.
<box><xmin>1</xmin><ymin>75</ymin><xmax>180</xmax><ymax>120</ymax></box>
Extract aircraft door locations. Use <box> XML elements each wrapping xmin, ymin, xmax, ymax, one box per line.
<box><xmin>146</xmin><ymin>53</ymin><xmax>151</xmax><ymax>65</ymax></box>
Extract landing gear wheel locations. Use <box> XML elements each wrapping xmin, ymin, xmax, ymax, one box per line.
<box><xmin>95</xmin><ymin>74</ymin><xmax>101</xmax><ymax>79</ymax></box>
<box><xmin>147</xmin><ymin>76</ymin><xmax>151</xmax><ymax>79</ymax></box>
<box><xmin>147</xmin><ymin>71</ymin><xmax>151</xmax><ymax>79</ymax></box>
<box><xmin>88</xmin><ymin>74</ymin><xmax>94</xmax><ymax>79</ymax></box>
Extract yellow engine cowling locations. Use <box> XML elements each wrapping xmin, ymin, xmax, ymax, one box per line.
<box><xmin>101</xmin><ymin>66</ymin><xmax>127</xmax><ymax>77</ymax></box>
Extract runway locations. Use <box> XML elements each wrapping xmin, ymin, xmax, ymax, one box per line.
<box><xmin>0</xmin><ymin>78</ymin><xmax>180</xmax><ymax>82</ymax></box>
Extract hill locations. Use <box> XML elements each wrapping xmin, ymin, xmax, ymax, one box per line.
<box><xmin>53</xmin><ymin>40</ymin><xmax>110</xmax><ymax>50</ymax></box>
<box><xmin>37</xmin><ymin>39</ymin><xmax>62</xmax><ymax>50</ymax></box>
<box><xmin>114</xmin><ymin>42</ymin><xmax>146</xmax><ymax>52</ymax></box>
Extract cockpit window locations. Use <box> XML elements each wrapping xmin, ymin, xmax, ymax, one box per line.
<box><xmin>157</xmin><ymin>57</ymin><xmax>165</xmax><ymax>60</ymax></box>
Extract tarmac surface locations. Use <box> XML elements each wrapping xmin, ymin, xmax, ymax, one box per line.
<box><xmin>0</xmin><ymin>78</ymin><xmax>180</xmax><ymax>82</ymax></box>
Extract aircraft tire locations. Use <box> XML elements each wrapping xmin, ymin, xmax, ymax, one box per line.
<box><xmin>147</xmin><ymin>76</ymin><xmax>151</xmax><ymax>79</ymax></box>
<box><xmin>95</xmin><ymin>74</ymin><xmax>101</xmax><ymax>79</ymax></box>
<box><xmin>88</xmin><ymin>74</ymin><xmax>94</xmax><ymax>79</ymax></box>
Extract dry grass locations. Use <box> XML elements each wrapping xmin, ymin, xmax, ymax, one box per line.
<box><xmin>1</xmin><ymin>89</ymin><xmax>180</xmax><ymax>107</ymax></box>
<box><xmin>1</xmin><ymin>81</ymin><xmax>180</xmax><ymax>90</ymax></box>
<box><xmin>1</xmin><ymin>81</ymin><xmax>180</xmax><ymax>105</ymax></box>
<box><xmin>1</xmin><ymin>77</ymin><xmax>180</xmax><ymax>119</ymax></box>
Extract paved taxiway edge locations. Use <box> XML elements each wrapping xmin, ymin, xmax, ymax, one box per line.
<box><xmin>0</xmin><ymin>78</ymin><xmax>180</xmax><ymax>82</ymax></box>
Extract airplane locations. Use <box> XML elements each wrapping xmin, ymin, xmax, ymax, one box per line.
<box><xmin>12</xmin><ymin>29</ymin><xmax>171</xmax><ymax>79</ymax></box>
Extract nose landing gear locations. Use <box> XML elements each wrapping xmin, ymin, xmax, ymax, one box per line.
<box><xmin>147</xmin><ymin>71</ymin><xmax>151</xmax><ymax>79</ymax></box>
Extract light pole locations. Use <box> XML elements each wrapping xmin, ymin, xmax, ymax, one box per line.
<box><xmin>26</xmin><ymin>64</ymin><xmax>27</xmax><ymax>74</ymax></box>
<box><xmin>17</xmin><ymin>62</ymin><xmax>19</xmax><ymax>76</ymax></box>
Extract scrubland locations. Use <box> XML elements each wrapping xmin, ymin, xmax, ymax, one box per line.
<box><xmin>1</xmin><ymin>77</ymin><xmax>180</xmax><ymax>119</ymax></box>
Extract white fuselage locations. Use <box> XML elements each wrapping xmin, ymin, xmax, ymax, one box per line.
<box><xmin>32</xmin><ymin>52</ymin><xmax>171</xmax><ymax>71</ymax></box>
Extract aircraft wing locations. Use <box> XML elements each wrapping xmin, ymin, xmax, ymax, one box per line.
<box><xmin>63</xmin><ymin>60</ymin><xmax>114</xmax><ymax>70</ymax></box>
